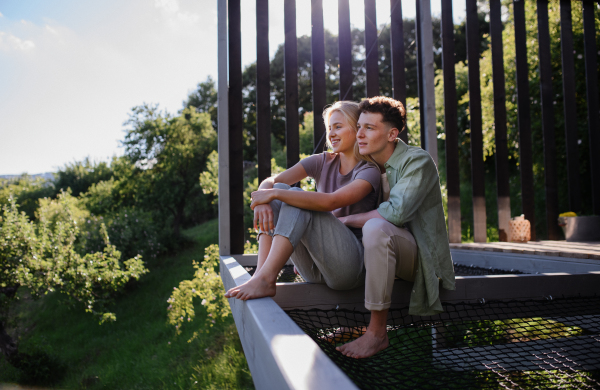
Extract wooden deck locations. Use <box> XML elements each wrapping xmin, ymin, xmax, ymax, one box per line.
<box><xmin>450</xmin><ymin>241</ymin><xmax>600</xmax><ymax>260</ymax></box>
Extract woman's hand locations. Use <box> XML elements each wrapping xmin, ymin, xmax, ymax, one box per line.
<box><xmin>250</xmin><ymin>189</ymin><xmax>277</xmax><ymax>210</ymax></box>
<box><xmin>253</xmin><ymin>204</ymin><xmax>275</xmax><ymax>233</ymax></box>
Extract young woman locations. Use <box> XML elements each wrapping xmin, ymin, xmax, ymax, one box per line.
<box><xmin>225</xmin><ymin>101</ymin><xmax>380</xmax><ymax>301</ymax></box>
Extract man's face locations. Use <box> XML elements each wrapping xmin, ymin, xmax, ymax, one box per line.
<box><xmin>356</xmin><ymin>112</ymin><xmax>397</xmax><ymax>157</ymax></box>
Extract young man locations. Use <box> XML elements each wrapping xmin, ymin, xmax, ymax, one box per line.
<box><xmin>336</xmin><ymin>96</ymin><xmax>455</xmax><ymax>359</ymax></box>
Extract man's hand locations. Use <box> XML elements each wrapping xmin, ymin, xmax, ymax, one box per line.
<box><xmin>254</xmin><ymin>204</ymin><xmax>275</xmax><ymax>232</ymax></box>
<box><xmin>337</xmin><ymin>216</ymin><xmax>349</xmax><ymax>225</ymax></box>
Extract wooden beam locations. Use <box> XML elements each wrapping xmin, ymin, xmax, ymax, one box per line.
<box><xmin>364</xmin><ymin>0</ymin><xmax>379</xmax><ymax>98</ymax></box>
<box><xmin>217</xmin><ymin>0</ymin><xmax>230</xmax><ymax>255</ymax></box>
<box><xmin>513</xmin><ymin>0</ymin><xmax>536</xmax><ymax>240</ymax></box>
<box><xmin>338</xmin><ymin>0</ymin><xmax>353</xmax><ymax>101</ymax></box>
<box><xmin>256</xmin><ymin>0</ymin><xmax>271</xmax><ymax>184</ymax></box>
<box><xmin>537</xmin><ymin>0</ymin><xmax>560</xmax><ymax>240</ymax></box>
<box><xmin>441</xmin><ymin>0</ymin><xmax>461</xmax><ymax>243</ymax></box>
<box><xmin>284</xmin><ymin>0</ymin><xmax>300</xmax><ymax>168</ymax></box>
<box><xmin>416</xmin><ymin>0</ymin><xmax>438</xmax><ymax>165</ymax></box>
<box><xmin>220</xmin><ymin>256</ymin><xmax>359</xmax><ymax>390</ymax></box>
<box><xmin>582</xmin><ymin>0</ymin><xmax>600</xmax><ymax>215</ymax></box>
<box><xmin>228</xmin><ymin>0</ymin><xmax>245</xmax><ymax>254</ymax></box>
<box><xmin>466</xmin><ymin>0</ymin><xmax>486</xmax><ymax>243</ymax></box>
<box><xmin>311</xmin><ymin>0</ymin><xmax>327</xmax><ymax>154</ymax></box>
<box><xmin>390</xmin><ymin>0</ymin><xmax>408</xmax><ymax>144</ymax></box>
<box><xmin>489</xmin><ymin>0</ymin><xmax>511</xmax><ymax>242</ymax></box>
<box><xmin>559</xmin><ymin>0</ymin><xmax>581</xmax><ymax>214</ymax></box>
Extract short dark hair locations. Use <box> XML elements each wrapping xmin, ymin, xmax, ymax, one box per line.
<box><xmin>358</xmin><ymin>96</ymin><xmax>406</xmax><ymax>133</ymax></box>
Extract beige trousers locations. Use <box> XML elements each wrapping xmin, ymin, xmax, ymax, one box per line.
<box><xmin>362</xmin><ymin>218</ymin><xmax>418</xmax><ymax>311</ymax></box>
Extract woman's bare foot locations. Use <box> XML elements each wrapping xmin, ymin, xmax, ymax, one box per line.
<box><xmin>224</xmin><ymin>274</ymin><xmax>276</xmax><ymax>301</ymax></box>
<box><xmin>322</xmin><ymin>327</ymin><xmax>366</xmax><ymax>344</ymax></box>
<box><xmin>336</xmin><ymin>328</ymin><xmax>389</xmax><ymax>358</ymax></box>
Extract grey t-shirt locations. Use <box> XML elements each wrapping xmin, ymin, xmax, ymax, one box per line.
<box><xmin>300</xmin><ymin>152</ymin><xmax>381</xmax><ymax>239</ymax></box>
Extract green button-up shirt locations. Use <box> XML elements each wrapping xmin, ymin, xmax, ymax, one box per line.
<box><xmin>378</xmin><ymin>140</ymin><xmax>455</xmax><ymax>316</ymax></box>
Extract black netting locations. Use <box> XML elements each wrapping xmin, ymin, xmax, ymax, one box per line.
<box><xmin>245</xmin><ymin>263</ymin><xmax>526</xmax><ymax>284</ymax></box>
<box><xmin>286</xmin><ymin>296</ymin><xmax>600</xmax><ymax>389</ymax></box>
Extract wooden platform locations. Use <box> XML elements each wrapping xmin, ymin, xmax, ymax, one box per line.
<box><xmin>450</xmin><ymin>241</ymin><xmax>600</xmax><ymax>260</ymax></box>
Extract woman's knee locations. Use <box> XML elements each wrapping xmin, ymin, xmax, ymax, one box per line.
<box><xmin>273</xmin><ymin>182</ymin><xmax>291</xmax><ymax>190</ymax></box>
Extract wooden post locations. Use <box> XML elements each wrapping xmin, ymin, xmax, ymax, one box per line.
<box><xmin>537</xmin><ymin>0</ymin><xmax>560</xmax><ymax>240</ymax></box>
<box><xmin>217</xmin><ymin>0</ymin><xmax>230</xmax><ymax>256</ymax></box>
<box><xmin>441</xmin><ymin>0</ymin><xmax>461</xmax><ymax>243</ymax></box>
<box><xmin>284</xmin><ymin>0</ymin><xmax>300</xmax><ymax>168</ymax></box>
<box><xmin>582</xmin><ymin>0</ymin><xmax>600</xmax><ymax>215</ymax></box>
<box><xmin>256</xmin><ymin>0</ymin><xmax>271</xmax><ymax>184</ymax></box>
<box><xmin>466</xmin><ymin>0</ymin><xmax>486</xmax><ymax>243</ymax></box>
<box><xmin>364</xmin><ymin>0</ymin><xmax>379</xmax><ymax>98</ymax></box>
<box><xmin>416</xmin><ymin>0</ymin><xmax>438</xmax><ymax>165</ymax></box>
<box><xmin>338</xmin><ymin>0</ymin><xmax>353</xmax><ymax>101</ymax></box>
<box><xmin>228</xmin><ymin>0</ymin><xmax>245</xmax><ymax>254</ymax></box>
<box><xmin>513</xmin><ymin>0</ymin><xmax>536</xmax><ymax>240</ymax></box>
<box><xmin>311</xmin><ymin>0</ymin><xmax>327</xmax><ymax>153</ymax></box>
<box><xmin>489</xmin><ymin>0</ymin><xmax>511</xmax><ymax>241</ymax></box>
<box><xmin>390</xmin><ymin>0</ymin><xmax>408</xmax><ymax>144</ymax></box>
<box><xmin>559</xmin><ymin>0</ymin><xmax>581</xmax><ymax>213</ymax></box>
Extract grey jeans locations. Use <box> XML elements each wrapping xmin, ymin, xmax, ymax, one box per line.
<box><xmin>261</xmin><ymin>183</ymin><xmax>366</xmax><ymax>290</ymax></box>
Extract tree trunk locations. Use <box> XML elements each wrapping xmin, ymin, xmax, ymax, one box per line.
<box><xmin>0</xmin><ymin>320</ymin><xmax>19</xmax><ymax>363</ymax></box>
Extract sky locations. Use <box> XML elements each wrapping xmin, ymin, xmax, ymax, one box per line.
<box><xmin>0</xmin><ymin>0</ymin><xmax>466</xmax><ymax>175</ymax></box>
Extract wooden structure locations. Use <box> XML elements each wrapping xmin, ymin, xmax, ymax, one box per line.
<box><xmin>217</xmin><ymin>0</ymin><xmax>600</xmax><ymax>388</ymax></box>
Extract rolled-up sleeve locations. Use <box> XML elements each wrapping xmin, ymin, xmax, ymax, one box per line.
<box><xmin>377</xmin><ymin>151</ymin><xmax>438</xmax><ymax>227</ymax></box>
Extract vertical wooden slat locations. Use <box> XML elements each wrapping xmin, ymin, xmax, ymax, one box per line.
<box><xmin>416</xmin><ymin>0</ymin><xmax>438</xmax><ymax>165</ymax></box>
<box><xmin>228</xmin><ymin>0</ymin><xmax>245</xmax><ymax>254</ymax></box>
<box><xmin>338</xmin><ymin>0</ymin><xmax>353</xmax><ymax>101</ymax></box>
<box><xmin>284</xmin><ymin>0</ymin><xmax>300</xmax><ymax>168</ymax></box>
<box><xmin>466</xmin><ymin>0</ymin><xmax>486</xmax><ymax>243</ymax></box>
<box><xmin>415</xmin><ymin>0</ymin><xmax>425</xmax><ymax>146</ymax></box>
<box><xmin>559</xmin><ymin>0</ymin><xmax>581</xmax><ymax>213</ymax></box>
<box><xmin>256</xmin><ymin>0</ymin><xmax>271</xmax><ymax>183</ymax></box>
<box><xmin>489</xmin><ymin>0</ymin><xmax>511</xmax><ymax>242</ymax></box>
<box><xmin>441</xmin><ymin>0</ymin><xmax>461</xmax><ymax>243</ymax></box>
<box><xmin>312</xmin><ymin>0</ymin><xmax>327</xmax><ymax>153</ymax></box>
<box><xmin>513</xmin><ymin>0</ymin><xmax>536</xmax><ymax>240</ymax></box>
<box><xmin>364</xmin><ymin>0</ymin><xmax>379</xmax><ymax>97</ymax></box>
<box><xmin>537</xmin><ymin>0</ymin><xmax>560</xmax><ymax>240</ymax></box>
<box><xmin>583</xmin><ymin>0</ymin><xmax>600</xmax><ymax>215</ymax></box>
<box><xmin>217</xmin><ymin>0</ymin><xmax>230</xmax><ymax>255</ymax></box>
<box><xmin>390</xmin><ymin>0</ymin><xmax>408</xmax><ymax>144</ymax></box>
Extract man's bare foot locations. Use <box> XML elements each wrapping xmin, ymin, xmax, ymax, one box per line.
<box><xmin>224</xmin><ymin>275</ymin><xmax>276</xmax><ymax>301</ymax></box>
<box><xmin>336</xmin><ymin>328</ymin><xmax>389</xmax><ymax>359</ymax></box>
<box><xmin>322</xmin><ymin>327</ymin><xmax>366</xmax><ymax>344</ymax></box>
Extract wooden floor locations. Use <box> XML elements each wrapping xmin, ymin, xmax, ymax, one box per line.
<box><xmin>450</xmin><ymin>241</ymin><xmax>600</xmax><ymax>260</ymax></box>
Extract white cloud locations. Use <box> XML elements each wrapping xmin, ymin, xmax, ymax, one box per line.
<box><xmin>0</xmin><ymin>31</ymin><xmax>35</xmax><ymax>51</ymax></box>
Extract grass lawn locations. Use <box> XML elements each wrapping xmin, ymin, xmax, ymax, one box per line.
<box><xmin>0</xmin><ymin>219</ymin><xmax>253</xmax><ymax>389</ymax></box>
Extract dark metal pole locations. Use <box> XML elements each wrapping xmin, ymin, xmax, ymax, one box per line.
<box><xmin>513</xmin><ymin>0</ymin><xmax>536</xmax><ymax>240</ymax></box>
<box><xmin>559</xmin><ymin>0</ymin><xmax>581</xmax><ymax>213</ymax></box>
<box><xmin>311</xmin><ymin>0</ymin><xmax>327</xmax><ymax>153</ymax></box>
<box><xmin>537</xmin><ymin>0</ymin><xmax>560</xmax><ymax>240</ymax></box>
<box><xmin>339</xmin><ymin>0</ymin><xmax>353</xmax><ymax>101</ymax></box>
<box><xmin>441</xmin><ymin>0</ymin><xmax>461</xmax><ymax>243</ymax></box>
<box><xmin>466</xmin><ymin>0</ymin><xmax>486</xmax><ymax>243</ymax></box>
<box><xmin>364</xmin><ymin>0</ymin><xmax>379</xmax><ymax>98</ymax></box>
<box><xmin>416</xmin><ymin>0</ymin><xmax>425</xmax><ymax>147</ymax></box>
<box><xmin>256</xmin><ymin>0</ymin><xmax>271</xmax><ymax>183</ymax></box>
<box><xmin>390</xmin><ymin>0</ymin><xmax>408</xmax><ymax>144</ymax></box>
<box><xmin>489</xmin><ymin>0</ymin><xmax>511</xmax><ymax>241</ymax></box>
<box><xmin>228</xmin><ymin>0</ymin><xmax>245</xmax><ymax>254</ymax></box>
<box><xmin>284</xmin><ymin>0</ymin><xmax>300</xmax><ymax>168</ymax></box>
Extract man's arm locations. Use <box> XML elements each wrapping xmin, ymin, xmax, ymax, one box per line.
<box><xmin>339</xmin><ymin>209</ymin><xmax>386</xmax><ymax>228</ymax></box>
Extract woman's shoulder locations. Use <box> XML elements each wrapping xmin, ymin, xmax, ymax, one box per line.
<box><xmin>354</xmin><ymin>159</ymin><xmax>380</xmax><ymax>172</ymax></box>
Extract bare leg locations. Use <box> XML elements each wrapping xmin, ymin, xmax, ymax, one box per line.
<box><xmin>225</xmin><ymin>235</ymin><xmax>293</xmax><ymax>300</ymax></box>
<box><xmin>255</xmin><ymin>234</ymin><xmax>272</xmax><ymax>274</ymax></box>
<box><xmin>336</xmin><ymin>309</ymin><xmax>389</xmax><ymax>358</ymax></box>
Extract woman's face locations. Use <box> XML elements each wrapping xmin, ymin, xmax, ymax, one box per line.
<box><xmin>328</xmin><ymin>111</ymin><xmax>356</xmax><ymax>154</ymax></box>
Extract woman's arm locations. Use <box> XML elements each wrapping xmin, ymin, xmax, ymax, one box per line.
<box><xmin>254</xmin><ymin>162</ymin><xmax>310</xmax><ymax>232</ymax></box>
<box><xmin>251</xmin><ymin>179</ymin><xmax>374</xmax><ymax>213</ymax></box>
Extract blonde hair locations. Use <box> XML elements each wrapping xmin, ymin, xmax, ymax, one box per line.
<box><xmin>322</xmin><ymin>101</ymin><xmax>376</xmax><ymax>164</ymax></box>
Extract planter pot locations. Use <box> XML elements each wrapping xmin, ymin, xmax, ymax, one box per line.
<box><xmin>557</xmin><ymin>216</ymin><xmax>600</xmax><ymax>242</ymax></box>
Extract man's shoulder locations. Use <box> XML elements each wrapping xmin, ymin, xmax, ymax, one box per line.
<box><xmin>390</xmin><ymin>143</ymin><xmax>435</xmax><ymax>170</ymax></box>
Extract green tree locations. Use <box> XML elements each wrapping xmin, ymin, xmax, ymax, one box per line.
<box><xmin>53</xmin><ymin>157</ymin><xmax>114</xmax><ymax>197</ymax></box>
<box><xmin>120</xmin><ymin>105</ymin><xmax>217</xmax><ymax>237</ymax></box>
<box><xmin>0</xmin><ymin>194</ymin><xmax>147</xmax><ymax>370</ymax></box>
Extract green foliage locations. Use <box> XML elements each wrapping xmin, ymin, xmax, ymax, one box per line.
<box><xmin>0</xmin><ymin>175</ymin><xmax>55</xmax><ymax>220</ymax></box>
<box><xmin>199</xmin><ymin>150</ymin><xmax>219</xmax><ymax>203</ymax></box>
<box><xmin>167</xmin><ymin>244</ymin><xmax>230</xmax><ymax>340</ymax></box>
<box><xmin>54</xmin><ymin>157</ymin><xmax>113</xmax><ymax>197</ymax></box>
<box><xmin>184</xmin><ymin>75</ymin><xmax>218</xmax><ymax>131</ymax></box>
<box><xmin>0</xmin><ymin>194</ymin><xmax>148</xmax><ymax>324</ymax></box>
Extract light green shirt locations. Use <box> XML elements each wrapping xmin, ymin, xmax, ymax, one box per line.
<box><xmin>377</xmin><ymin>140</ymin><xmax>456</xmax><ymax>316</ymax></box>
